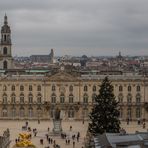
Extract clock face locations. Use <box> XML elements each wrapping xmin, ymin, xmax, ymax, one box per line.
<box><xmin>60</xmin><ymin>66</ymin><xmax>64</xmax><ymax>71</ymax></box>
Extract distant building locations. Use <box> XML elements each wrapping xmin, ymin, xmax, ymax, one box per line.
<box><xmin>30</xmin><ymin>48</ymin><xmax>54</xmax><ymax>63</ymax></box>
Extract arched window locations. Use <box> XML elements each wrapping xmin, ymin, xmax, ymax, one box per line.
<box><xmin>92</xmin><ymin>85</ymin><xmax>96</xmax><ymax>92</ymax></box>
<box><xmin>136</xmin><ymin>94</ymin><xmax>141</xmax><ymax>103</ymax></box>
<box><xmin>28</xmin><ymin>107</ymin><xmax>33</xmax><ymax>118</ymax></box>
<box><xmin>69</xmin><ymin>94</ymin><xmax>74</xmax><ymax>103</ymax></box>
<box><xmin>69</xmin><ymin>85</ymin><xmax>73</xmax><ymax>92</ymax></box>
<box><xmin>20</xmin><ymin>85</ymin><xmax>24</xmax><ymax>91</ymax></box>
<box><xmin>127</xmin><ymin>94</ymin><xmax>132</xmax><ymax>103</ymax></box>
<box><xmin>28</xmin><ymin>94</ymin><xmax>33</xmax><ymax>103</ymax></box>
<box><xmin>3</xmin><ymin>85</ymin><xmax>7</xmax><ymax>91</ymax></box>
<box><xmin>29</xmin><ymin>85</ymin><xmax>32</xmax><ymax>91</ymax></box>
<box><xmin>20</xmin><ymin>93</ymin><xmax>24</xmax><ymax>103</ymax></box>
<box><xmin>84</xmin><ymin>85</ymin><xmax>88</xmax><ymax>92</ymax></box>
<box><xmin>136</xmin><ymin>108</ymin><xmax>141</xmax><ymax>118</ymax></box>
<box><xmin>37</xmin><ymin>93</ymin><xmax>42</xmax><ymax>103</ymax></box>
<box><xmin>20</xmin><ymin>107</ymin><xmax>25</xmax><ymax>117</ymax></box>
<box><xmin>119</xmin><ymin>85</ymin><xmax>123</xmax><ymax>92</ymax></box>
<box><xmin>137</xmin><ymin>85</ymin><xmax>140</xmax><ymax>92</ymax></box>
<box><xmin>37</xmin><ymin>85</ymin><xmax>41</xmax><ymax>91</ymax></box>
<box><xmin>118</xmin><ymin>93</ymin><xmax>123</xmax><ymax>103</ymax></box>
<box><xmin>82</xmin><ymin>108</ymin><xmax>88</xmax><ymax>118</ymax></box>
<box><xmin>11</xmin><ymin>108</ymin><xmax>16</xmax><ymax>118</ymax></box>
<box><xmin>128</xmin><ymin>85</ymin><xmax>131</xmax><ymax>92</ymax></box>
<box><xmin>3</xmin><ymin>93</ymin><xmax>7</xmax><ymax>104</ymax></box>
<box><xmin>3</xmin><ymin>61</ymin><xmax>7</xmax><ymax>69</ymax></box>
<box><xmin>68</xmin><ymin>109</ymin><xmax>75</xmax><ymax>118</ymax></box>
<box><xmin>3</xmin><ymin>47</ymin><xmax>7</xmax><ymax>55</ymax></box>
<box><xmin>51</xmin><ymin>93</ymin><xmax>56</xmax><ymax>103</ymax></box>
<box><xmin>92</xmin><ymin>93</ymin><xmax>96</xmax><ymax>103</ymax></box>
<box><xmin>52</xmin><ymin>85</ymin><xmax>56</xmax><ymax>91</ymax></box>
<box><xmin>83</xmin><ymin>94</ymin><xmax>88</xmax><ymax>103</ymax></box>
<box><xmin>11</xmin><ymin>93</ymin><xmax>16</xmax><ymax>104</ymax></box>
<box><xmin>127</xmin><ymin>108</ymin><xmax>132</xmax><ymax>119</ymax></box>
<box><xmin>11</xmin><ymin>85</ymin><xmax>15</xmax><ymax>91</ymax></box>
<box><xmin>60</xmin><ymin>93</ymin><xmax>65</xmax><ymax>103</ymax></box>
<box><xmin>2</xmin><ymin>108</ymin><xmax>7</xmax><ymax>117</ymax></box>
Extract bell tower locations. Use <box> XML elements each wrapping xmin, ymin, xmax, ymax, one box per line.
<box><xmin>0</xmin><ymin>14</ymin><xmax>13</xmax><ymax>69</ymax></box>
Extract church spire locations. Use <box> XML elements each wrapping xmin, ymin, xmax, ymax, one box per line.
<box><xmin>4</xmin><ymin>14</ymin><xmax>8</xmax><ymax>25</ymax></box>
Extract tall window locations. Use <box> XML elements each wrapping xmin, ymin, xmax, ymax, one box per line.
<box><xmin>83</xmin><ymin>94</ymin><xmax>88</xmax><ymax>103</ymax></box>
<box><xmin>3</xmin><ymin>47</ymin><xmax>7</xmax><ymax>55</ymax></box>
<box><xmin>2</xmin><ymin>108</ymin><xmax>7</xmax><ymax>117</ymax></box>
<box><xmin>3</xmin><ymin>61</ymin><xmax>7</xmax><ymax>69</ymax></box>
<box><xmin>128</xmin><ymin>85</ymin><xmax>131</xmax><ymax>92</ymax></box>
<box><xmin>69</xmin><ymin>94</ymin><xmax>74</xmax><ymax>103</ymax></box>
<box><xmin>127</xmin><ymin>94</ymin><xmax>132</xmax><ymax>103</ymax></box>
<box><xmin>11</xmin><ymin>93</ymin><xmax>16</xmax><ymax>104</ymax></box>
<box><xmin>51</xmin><ymin>93</ymin><xmax>56</xmax><ymax>103</ymax></box>
<box><xmin>69</xmin><ymin>85</ymin><xmax>73</xmax><ymax>92</ymax></box>
<box><xmin>11</xmin><ymin>85</ymin><xmax>15</xmax><ymax>91</ymax></box>
<box><xmin>28</xmin><ymin>94</ymin><xmax>33</xmax><ymax>103</ymax></box>
<box><xmin>28</xmin><ymin>108</ymin><xmax>33</xmax><ymax>118</ymax></box>
<box><xmin>37</xmin><ymin>93</ymin><xmax>42</xmax><ymax>103</ymax></box>
<box><xmin>3</xmin><ymin>85</ymin><xmax>7</xmax><ymax>91</ymax></box>
<box><xmin>92</xmin><ymin>93</ymin><xmax>96</xmax><ymax>103</ymax></box>
<box><xmin>136</xmin><ymin>108</ymin><xmax>141</xmax><ymax>118</ymax></box>
<box><xmin>127</xmin><ymin>108</ymin><xmax>132</xmax><ymax>119</ymax></box>
<box><xmin>84</xmin><ymin>85</ymin><xmax>88</xmax><ymax>92</ymax></box>
<box><xmin>20</xmin><ymin>107</ymin><xmax>25</xmax><ymax>117</ymax></box>
<box><xmin>11</xmin><ymin>108</ymin><xmax>16</xmax><ymax>118</ymax></box>
<box><xmin>136</xmin><ymin>85</ymin><xmax>140</xmax><ymax>92</ymax></box>
<box><xmin>92</xmin><ymin>85</ymin><xmax>96</xmax><ymax>92</ymax></box>
<box><xmin>29</xmin><ymin>85</ymin><xmax>32</xmax><ymax>91</ymax></box>
<box><xmin>3</xmin><ymin>94</ymin><xmax>7</xmax><ymax>104</ymax></box>
<box><xmin>52</xmin><ymin>85</ymin><xmax>56</xmax><ymax>91</ymax></box>
<box><xmin>118</xmin><ymin>93</ymin><xmax>123</xmax><ymax>103</ymax></box>
<box><xmin>136</xmin><ymin>94</ymin><xmax>141</xmax><ymax>103</ymax></box>
<box><xmin>20</xmin><ymin>85</ymin><xmax>24</xmax><ymax>91</ymax></box>
<box><xmin>20</xmin><ymin>93</ymin><xmax>24</xmax><ymax>103</ymax></box>
<box><xmin>60</xmin><ymin>93</ymin><xmax>65</xmax><ymax>103</ymax></box>
<box><xmin>37</xmin><ymin>85</ymin><xmax>41</xmax><ymax>91</ymax></box>
<box><xmin>119</xmin><ymin>85</ymin><xmax>123</xmax><ymax>92</ymax></box>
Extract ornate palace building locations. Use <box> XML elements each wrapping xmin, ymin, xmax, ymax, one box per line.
<box><xmin>0</xmin><ymin>15</ymin><xmax>147</xmax><ymax>121</ymax></box>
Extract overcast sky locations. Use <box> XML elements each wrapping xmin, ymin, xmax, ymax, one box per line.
<box><xmin>0</xmin><ymin>0</ymin><xmax>148</xmax><ymax>57</ymax></box>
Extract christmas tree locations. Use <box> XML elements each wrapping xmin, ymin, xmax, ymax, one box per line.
<box><xmin>88</xmin><ymin>76</ymin><xmax>120</xmax><ymax>135</ymax></box>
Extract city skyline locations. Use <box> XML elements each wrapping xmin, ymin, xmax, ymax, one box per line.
<box><xmin>0</xmin><ymin>0</ymin><xmax>148</xmax><ymax>56</ymax></box>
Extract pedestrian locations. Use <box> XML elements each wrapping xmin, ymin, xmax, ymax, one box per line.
<box><xmin>48</xmin><ymin>127</ymin><xmax>50</xmax><ymax>132</ymax></box>
<box><xmin>48</xmin><ymin>137</ymin><xmax>50</xmax><ymax>144</ymax></box>
<box><xmin>73</xmin><ymin>141</ymin><xmax>75</xmax><ymax>148</ymax></box>
<box><xmin>38</xmin><ymin>119</ymin><xmax>40</xmax><ymax>124</ymax></box>
<box><xmin>70</xmin><ymin>126</ymin><xmax>72</xmax><ymax>131</ymax></box>
<box><xmin>66</xmin><ymin>139</ymin><xmax>67</xmax><ymax>144</ymax></box>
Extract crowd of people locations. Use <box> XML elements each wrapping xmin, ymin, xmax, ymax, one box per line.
<box><xmin>18</xmin><ymin>121</ymin><xmax>85</xmax><ymax>148</ymax></box>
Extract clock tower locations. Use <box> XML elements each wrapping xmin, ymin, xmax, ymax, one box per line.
<box><xmin>0</xmin><ymin>14</ymin><xmax>13</xmax><ymax>69</ymax></box>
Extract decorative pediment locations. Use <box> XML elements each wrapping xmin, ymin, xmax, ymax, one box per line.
<box><xmin>48</xmin><ymin>72</ymin><xmax>78</xmax><ymax>82</ymax></box>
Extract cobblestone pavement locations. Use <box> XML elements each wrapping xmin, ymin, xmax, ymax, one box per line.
<box><xmin>0</xmin><ymin>120</ymin><xmax>148</xmax><ymax>148</ymax></box>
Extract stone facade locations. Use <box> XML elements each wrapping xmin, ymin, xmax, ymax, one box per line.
<box><xmin>0</xmin><ymin>71</ymin><xmax>147</xmax><ymax>121</ymax></box>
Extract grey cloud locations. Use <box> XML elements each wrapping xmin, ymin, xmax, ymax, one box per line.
<box><xmin>0</xmin><ymin>0</ymin><xmax>148</xmax><ymax>56</ymax></box>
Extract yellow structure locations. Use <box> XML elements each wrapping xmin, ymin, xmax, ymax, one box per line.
<box><xmin>14</xmin><ymin>133</ymin><xmax>35</xmax><ymax>147</ymax></box>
